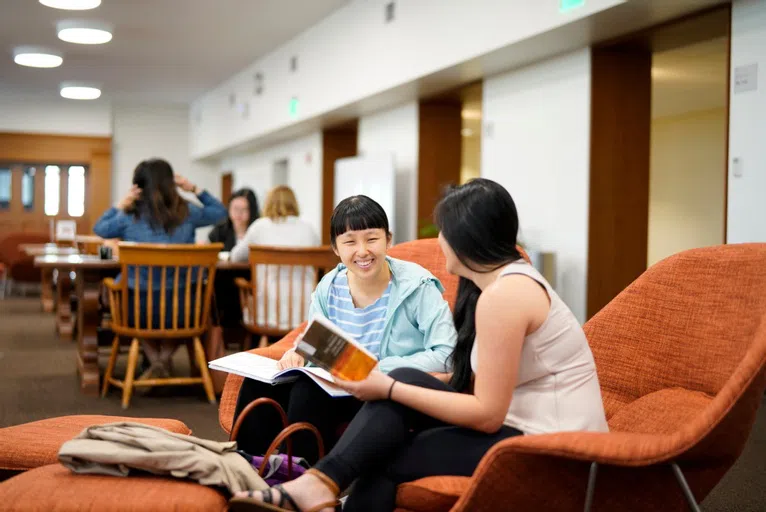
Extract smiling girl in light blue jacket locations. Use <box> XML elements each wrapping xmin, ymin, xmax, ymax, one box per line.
<box><xmin>233</xmin><ymin>195</ymin><xmax>457</xmax><ymax>462</ymax></box>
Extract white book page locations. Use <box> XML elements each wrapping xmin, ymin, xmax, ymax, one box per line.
<box><xmin>208</xmin><ymin>352</ymin><xmax>285</xmax><ymax>384</ymax></box>
<box><xmin>208</xmin><ymin>352</ymin><xmax>350</xmax><ymax>397</ymax></box>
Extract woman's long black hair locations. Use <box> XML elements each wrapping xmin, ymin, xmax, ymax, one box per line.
<box><xmin>434</xmin><ymin>178</ymin><xmax>522</xmax><ymax>392</ymax></box>
<box><xmin>228</xmin><ymin>188</ymin><xmax>260</xmax><ymax>227</ymax></box>
<box><xmin>129</xmin><ymin>159</ymin><xmax>188</xmax><ymax>233</ymax></box>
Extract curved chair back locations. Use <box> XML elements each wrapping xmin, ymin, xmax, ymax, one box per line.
<box><xmin>107</xmin><ymin>243</ymin><xmax>223</xmax><ymax>339</ymax></box>
<box><xmin>238</xmin><ymin>246</ymin><xmax>339</xmax><ymax>339</ymax></box>
<box><xmin>585</xmin><ymin>243</ymin><xmax>766</xmax><ymax>419</ymax></box>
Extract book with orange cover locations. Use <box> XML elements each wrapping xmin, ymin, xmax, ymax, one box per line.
<box><xmin>295</xmin><ymin>315</ymin><xmax>378</xmax><ymax>381</ymax></box>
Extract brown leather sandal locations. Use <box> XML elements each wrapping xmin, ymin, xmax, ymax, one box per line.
<box><xmin>228</xmin><ymin>483</ymin><xmax>341</xmax><ymax>512</ymax></box>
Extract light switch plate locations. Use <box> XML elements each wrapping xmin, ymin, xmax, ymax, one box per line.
<box><xmin>732</xmin><ymin>157</ymin><xmax>743</xmax><ymax>178</ymax></box>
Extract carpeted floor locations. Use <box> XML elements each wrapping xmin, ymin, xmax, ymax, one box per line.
<box><xmin>0</xmin><ymin>297</ymin><xmax>764</xmax><ymax>510</ymax></box>
<box><xmin>0</xmin><ymin>297</ymin><xmax>227</xmax><ymax>441</ymax></box>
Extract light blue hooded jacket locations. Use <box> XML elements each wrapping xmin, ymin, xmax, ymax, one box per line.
<box><xmin>308</xmin><ymin>256</ymin><xmax>457</xmax><ymax>374</ymax></box>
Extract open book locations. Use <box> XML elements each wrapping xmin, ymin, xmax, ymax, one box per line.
<box><xmin>208</xmin><ymin>352</ymin><xmax>350</xmax><ymax>398</ymax></box>
<box><xmin>295</xmin><ymin>315</ymin><xmax>378</xmax><ymax>382</ymax></box>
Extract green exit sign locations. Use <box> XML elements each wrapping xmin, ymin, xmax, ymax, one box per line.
<box><xmin>560</xmin><ymin>0</ymin><xmax>585</xmax><ymax>12</ymax></box>
<box><xmin>289</xmin><ymin>97</ymin><xmax>299</xmax><ymax>118</ymax></box>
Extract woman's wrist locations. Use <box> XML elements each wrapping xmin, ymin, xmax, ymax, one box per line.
<box><xmin>387</xmin><ymin>379</ymin><xmax>397</xmax><ymax>400</ymax></box>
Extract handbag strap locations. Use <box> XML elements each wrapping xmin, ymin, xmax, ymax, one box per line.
<box><xmin>230</xmin><ymin>397</ymin><xmax>288</xmax><ymax>442</ymax></box>
<box><xmin>260</xmin><ymin>422</ymin><xmax>325</xmax><ymax>480</ymax></box>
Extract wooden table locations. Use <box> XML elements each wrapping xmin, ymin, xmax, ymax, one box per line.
<box><xmin>34</xmin><ymin>254</ymin><xmax>249</xmax><ymax>396</ymax></box>
<box><xmin>20</xmin><ymin>244</ymin><xmax>79</xmax><ymax>315</ymax></box>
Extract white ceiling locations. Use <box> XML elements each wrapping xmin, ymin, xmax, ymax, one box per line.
<box><xmin>652</xmin><ymin>36</ymin><xmax>728</xmax><ymax>119</ymax></box>
<box><xmin>0</xmin><ymin>0</ymin><xmax>349</xmax><ymax>104</ymax></box>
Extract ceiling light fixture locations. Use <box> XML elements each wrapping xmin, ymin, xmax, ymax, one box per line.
<box><xmin>60</xmin><ymin>82</ymin><xmax>101</xmax><ymax>100</ymax></box>
<box><xmin>39</xmin><ymin>0</ymin><xmax>101</xmax><ymax>10</ymax></box>
<box><xmin>13</xmin><ymin>46</ymin><xmax>63</xmax><ymax>68</ymax></box>
<box><xmin>57</xmin><ymin>20</ymin><xmax>113</xmax><ymax>44</ymax></box>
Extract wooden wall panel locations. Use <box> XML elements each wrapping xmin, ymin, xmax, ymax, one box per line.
<box><xmin>417</xmin><ymin>101</ymin><xmax>462</xmax><ymax>238</ymax></box>
<box><xmin>321</xmin><ymin>122</ymin><xmax>358</xmax><ymax>245</ymax></box>
<box><xmin>89</xmin><ymin>152</ymin><xmax>112</xmax><ymax>224</ymax></box>
<box><xmin>221</xmin><ymin>173</ymin><xmax>233</xmax><ymax>206</ymax></box>
<box><xmin>0</xmin><ymin>132</ymin><xmax>111</xmax><ymax>236</ymax></box>
<box><xmin>587</xmin><ymin>47</ymin><xmax>652</xmax><ymax>319</ymax></box>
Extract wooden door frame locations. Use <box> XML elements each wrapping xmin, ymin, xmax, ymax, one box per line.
<box><xmin>321</xmin><ymin>121</ymin><xmax>358</xmax><ymax>245</ymax></box>
<box><xmin>221</xmin><ymin>172</ymin><xmax>233</xmax><ymax>206</ymax></box>
<box><xmin>417</xmin><ymin>98</ymin><xmax>462</xmax><ymax>238</ymax></box>
<box><xmin>586</xmin><ymin>5</ymin><xmax>731</xmax><ymax>319</ymax></box>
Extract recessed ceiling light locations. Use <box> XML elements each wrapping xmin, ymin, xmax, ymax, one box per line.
<box><xmin>57</xmin><ymin>20</ymin><xmax>113</xmax><ymax>44</ymax></box>
<box><xmin>39</xmin><ymin>0</ymin><xmax>101</xmax><ymax>10</ymax></box>
<box><xmin>60</xmin><ymin>82</ymin><xmax>101</xmax><ymax>100</ymax></box>
<box><xmin>13</xmin><ymin>46</ymin><xmax>63</xmax><ymax>68</ymax></box>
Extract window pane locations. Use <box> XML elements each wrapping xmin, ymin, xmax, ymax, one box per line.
<box><xmin>45</xmin><ymin>165</ymin><xmax>60</xmax><ymax>216</ymax></box>
<box><xmin>67</xmin><ymin>166</ymin><xmax>85</xmax><ymax>217</ymax></box>
<box><xmin>22</xmin><ymin>167</ymin><xmax>35</xmax><ymax>211</ymax></box>
<box><xmin>0</xmin><ymin>168</ymin><xmax>10</xmax><ymax>210</ymax></box>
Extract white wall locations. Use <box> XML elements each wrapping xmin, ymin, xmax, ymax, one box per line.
<box><xmin>648</xmin><ymin>109</ymin><xmax>727</xmax><ymax>266</ymax></box>
<box><xmin>112</xmin><ymin>104</ymin><xmax>220</xmax><ymax>241</ymax></box>
<box><xmin>190</xmin><ymin>0</ymin><xmax>624</xmax><ymax>159</ymax></box>
<box><xmin>0</xmin><ymin>90</ymin><xmax>111</xmax><ymax>137</ymax></box>
<box><xmin>357</xmin><ymin>102</ymin><xmax>419</xmax><ymax>244</ymax></box>
<box><xmin>728</xmin><ymin>0</ymin><xmax>766</xmax><ymax>243</ymax></box>
<box><xmin>482</xmin><ymin>49</ymin><xmax>591</xmax><ymax>322</ymax></box>
<box><xmin>221</xmin><ymin>132</ymin><xmax>323</xmax><ymax>239</ymax></box>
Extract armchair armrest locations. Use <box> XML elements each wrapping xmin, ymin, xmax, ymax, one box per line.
<box><xmin>233</xmin><ymin>277</ymin><xmax>251</xmax><ymax>291</ymax></box>
<box><xmin>102</xmin><ymin>278</ymin><xmax>122</xmax><ymax>326</ymax></box>
<box><xmin>235</xmin><ymin>277</ymin><xmax>254</xmax><ymax>327</ymax></box>
<box><xmin>102</xmin><ymin>277</ymin><xmax>120</xmax><ymax>292</ymax></box>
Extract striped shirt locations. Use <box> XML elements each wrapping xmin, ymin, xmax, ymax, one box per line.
<box><xmin>326</xmin><ymin>269</ymin><xmax>391</xmax><ymax>358</ymax></box>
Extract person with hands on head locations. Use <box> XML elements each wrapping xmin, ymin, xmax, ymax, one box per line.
<box><xmin>231</xmin><ymin>195</ymin><xmax>457</xmax><ymax>465</ymax></box>
<box><xmin>230</xmin><ymin>179</ymin><xmax>608</xmax><ymax>512</ymax></box>
<box><xmin>93</xmin><ymin>158</ymin><xmax>227</xmax><ymax>378</ymax></box>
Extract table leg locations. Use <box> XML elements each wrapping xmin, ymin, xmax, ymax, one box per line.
<box><xmin>56</xmin><ymin>270</ymin><xmax>73</xmax><ymax>340</ymax></box>
<box><xmin>41</xmin><ymin>268</ymin><xmax>54</xmax><ymax>313</ymax></box>
<box><xmin>75</xmin><ymin>271</ymin><xmax>102</xmax><ymax>396</ymax></box>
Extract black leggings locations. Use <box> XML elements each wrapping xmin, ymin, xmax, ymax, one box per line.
<box><xmin>232</xmin><ymin>375</ymin><xmax>363</xmax><ymax>464</ymax></box>
<box><xmin>314</xmin><ymin>367</ymin><xmax>523</xmax><ymax>512</ymax></box>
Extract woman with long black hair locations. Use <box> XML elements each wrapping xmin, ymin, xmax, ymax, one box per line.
<box><xmin>230</xmin><ymin>178</ymin><xmax>608</xmax><ymax>512</ymax></box>
<box><xmin>93</xmin><ymin>158</ymin><xmax>227</xmax><ymax>377</ymax></box>
<box><xmin>208</xmin><ymin>188</ymin><xmax>260</xmax><ymax>251</ymax></box>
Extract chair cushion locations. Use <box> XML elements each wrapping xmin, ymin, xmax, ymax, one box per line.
<box><xmin>0</xmin><ymin>415</ymin><xmax>191</xmax><ymax>471</ymax></box>
<box><xmin>396</xmin><ymin>476</ymin><xmax>470</xmax><ymax>512</ymax></box>
<box><xmin>0</xmin><ymin>463</ymin><xmax>227</xmax><ymax>511</ymax></box>
<box><xmin>607</xmin><ymin>387</ymin><xmax>712</xmax><ymax>435</ymax></box>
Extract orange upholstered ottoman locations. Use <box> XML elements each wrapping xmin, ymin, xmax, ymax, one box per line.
<box><xmin>0</xmin><ymin>415</ymin><xmax>191</xmax><ymax>473</ymax></box>
<box><xmin>0</xmin><ymin>464</ymin><xmax>227</xmax><ymax>511</ymax></box>
<box><xmin>395</xmin><ymin>476</ymin><xmax>470</xmax><ymax>512</ymax></box>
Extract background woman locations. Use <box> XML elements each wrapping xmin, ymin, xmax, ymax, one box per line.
<box><xmin>93</xmin><ymin>158</ymin><xmax>227</xmax><ymax>378</ymax></box>
<box><xmin>208</xmin><ymin>188</ymin><xmax>260</xmax><ymax>251</ymax></box>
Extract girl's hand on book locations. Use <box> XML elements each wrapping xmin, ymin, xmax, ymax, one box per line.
<box><xmin>277</xmin><ymin>349</ymin><xmax>305</xmax><ymax>370</ymax></box>
<box><xmin>336</xmin><ymin>370</ymin><xmax>394</xmax><ymax>402</ymax></box>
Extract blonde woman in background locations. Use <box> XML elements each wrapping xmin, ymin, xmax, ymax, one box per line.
<box><xmin>231</xmin><ymin>185</ymin><xmax>320</xmax><ymax>332</ymax></box>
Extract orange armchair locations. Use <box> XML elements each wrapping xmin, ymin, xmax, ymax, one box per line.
<box><xmin>220</xmin><ymin>241</ymin><xmax>766</xmax><ymax>511</ymax></box>
<box><xmin>443</xmin><ymin>243</ymin><xmax>766</xmax><ymax>512</ymax></box>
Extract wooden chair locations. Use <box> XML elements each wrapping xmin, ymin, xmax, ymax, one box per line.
<box><xmin>235</xmin><ymin>246</ymin><xmax>339</xmax><ymax>348</ymax></box>
<box><xmin>101</xmin><ymin>243</ymin><xmax>223</xmax><ymax>408</ymax></box>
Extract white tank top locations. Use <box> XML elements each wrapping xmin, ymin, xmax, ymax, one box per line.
<box><xmin>470</xmin><ymin>260</ymin><xmax>609</xmax><ymax>434</ymax></box>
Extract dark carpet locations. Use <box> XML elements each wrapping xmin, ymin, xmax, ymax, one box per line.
<box><xmin>0</xmin><ymin>298</ymin><xmax>763</xmax><ymax>510</ymax></box>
